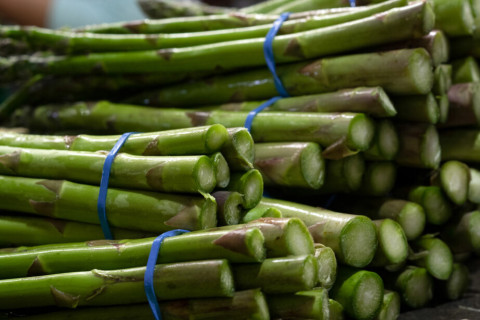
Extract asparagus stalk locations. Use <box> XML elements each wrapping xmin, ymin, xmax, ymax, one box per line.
<box><xmin>5</xmin><ymin>289</ymin><xmax>269</xmax><ymax>320</ymax></box>
<box><xmin>408</xmin><ymin>186</ymin><xmax>452</xmax><ymax>225</ymax></box>
<box><xmin>330</xmin><ymin>268</ymin><xmax>384</xmax><ymax>320</ymax></box>
<box><xmin>429</xmin><ymin>0</ymin><xmax>476</xmax><ymax>36</ymax></box>
<box><xmin>434</xmin><ymin>160</ymin><xmax>471</xmax><ymax>205</ymax></box>
<box><xmin>212</xmin><ymin>191</ymin><xmax>244</xmax><ymax>226</ymax></box>
<box><xmin>315</xmin><ymin>243</ymin><xmax>338</xmax><ymax>289</ymax></box>
<box><xmin>241</xmin><ymin>207</ymin><xmax>282</xmax><ymax>223</ymax></box>
<box><xmin>411</xmin><ymin>235</ymin><xmax>454</xmax><ymax>280</ymax></box>
<box><xmin>433</xmin><ymin>64</ymin><xmax>452</xmax><ymax>96</ymax></box>
<box><xmin>233</xmin><ymin>255</ymin><xmax>318</xmax><ymax>294</ymax></box>
<box><xmin>370</xmin><ymin>219</ymin><xmax>409</xmax><ymax>267</ymax></box>
<box><xmin>452</xmin><ymin>56</ymin><xmax>480</xmax><ymax>83</ymax></box>
<box><xmin>0</xmin><ymin>259</ymin><xmax>235</xmax><ymax>309</ymax></box>
<box><xmin>392</xmin><ymin>93</ymin><xmax>440</xmax><ymax>124</ymax></box>
<box><xmin>257</xmin><ymin>198</ymin><xmax>378</xmax><ymax>267</ymax></box>
<box><xmin>375</xmin><ymin>291</ymin><xmax>401</xmax><ymax>320</ymax></box>
<box><xmin>222</xmin><ymin>127</ymin><xmax>255</xmax><ymax>171</ymax></box>
<box><xmin>318</xmin><ymin>154</ymin><xmax>366</xmax><ymax>194</ymax></box>
<box><xmin>203</xmin><ymin>87</ymin><xmax>397</xmax><ymax>118</ymax></box>
<box><xmin>329</xmin><ymin>299</ymin><xmax>345</xmax><ymax>320</ymax></box>
<box><xmin>364</xmin><ymin>120</ymin><xmax>399</xmax><ymax>161</ymax></box>
<box><xmin>0</xmin><ymin>214</ymin><xmax>154</xmax><ymax>247</ymax></box>
<box><xmin>210</xmin><ymin>152</ymin><xmax>230</xmax><ymax>188</ymax></box>
<box><xmin>442</xmin><ymin>83</ymin><xmax>480</xmax><ymax>128</ymax></box>
<box><xmin>267</xmin><ymin>288</ymin><xmax>330</xmax><ymax>320</ymax></box>
<box><xmin>394</xmin><ymin>266</ymin><xmax>433</xmax><ymax>308</ymax></box>
<box><xmin>437</xmin><ymin>94</ymin><xmax>450</xmax><ymax>123</ymax></box>
<box><xmin>356</xmin><ymin>161</ymin><xmax>396</xmax><ymax>196</ymax></box>
<box><xmin>469</xmin><ymin>168</ymin><xmax>480</xmax><ymax>203</ymax></box>
<box><xmin>254</xmin><ymin>142</ymin><xmax>325</xmax><ymax>189</ymax></box>
<box><xmin>0</xmin><ymin>227</ymin><xmax>266</xmax><ymax>278</ymax></box>
<box><xmin>0</xmin><ymin>146</ymin><xmax>217</xmax><ymax>194</ymax></box>
<box><xmin>440</xmin><ymin>129</ymin><xmax>480</xmax><ymax>162</ymax></box>
<box><xmin>226</xmin><ymin>170</ymin><xmax>263</xmax><ymax>209</ymax></box>
<box><xmin>395</xmin><ymin>124</ymin><xmax>441</xmax><ymax>169</ymax></box>
<box><xmin>130</xmin><ymin>48</ymin><xmax>434</xmax><ymax>107</ymax></box>
<box><xmin>0</xmin><ymin>125</ymin><xmax>229</xmax><ymax>156</ymax></box>
<box><xmin>443</xmin><ymin>263</ymin><xmax>470</xmax><ymax>300</ymax></box>
<box><xmin>138</xmin><ymin>0</ymin><xmax>230</xmax><ymax>18</ymax></box>
<box><xmin>0</xmin><ymin>175</ymin><xmax>217</xmax><ymax>233</ymax></box>
<box><xmin>0</xmin><ymin>74</ymin><xmax>42</xmax><ymax>120</ymax></box>
<box><xmin>441</xmin><ymin>210</ymin><xmax>480</xmax><ymax>255</ymax></box>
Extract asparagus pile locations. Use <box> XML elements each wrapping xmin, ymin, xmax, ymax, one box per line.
<box><xmin>1</xmin><ymin>0</ymin><xmax>480</xmax><ymax>319</ymax></box>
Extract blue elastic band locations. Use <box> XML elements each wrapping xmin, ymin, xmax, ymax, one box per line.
<box><xmin>145</xmin><ymin>229</ymin><xmax>190</xmax><ymax>320</ymax></box>
<box><xmin>244</xmin><ymin>96</ymin><xmax>282</xmax><ymax>132</ymax></box>
<box><xmin>349</xmin><ymin>0</ymin><xmax>356</xmax><ymax>7</ymax></box>
<box><xmin>97</xmin><ymin>132</ymin><xmax>137</xmax><ymax>240</ymax></box>
<box><xmin>264</xmin><ymin>12</ymin><xmax>291</xmax><ymax>97</ymax></box>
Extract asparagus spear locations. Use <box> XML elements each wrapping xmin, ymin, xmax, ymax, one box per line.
<box><xmin>0</xmin><ymin>214</ymin><xmax>154</xmax><ymax>247</ymax></box>
<box><xmin>222</xmin><ymin>127</ymin><xmax>255</xmax><ymax>171</ymax></box>
<box><xmin>0</xmin><ymin>146</ymin><xmax>217</xmax><ymax>194</ymax></box>
<box><xmin>442</xmin><ymin>263</ymin><xmax>470</xmax><ymax>300</ymax></box>
<box><xmin>319</xmin><ymin>154</ymin><xmax>366</xmax><ymax>194</ymax></box>
<box><xmin>411</xmin><ymin>235</ymin><xmax>454</xmax><ymax>280</ymax></box>
<box><xmin>434</xmin><ymin>160</ymin><xmax>471</xmax><ymax>205</ymax></box>
<box><xmin>254</xmin><ymin>142</ymin><xmax>325</xmax><ymax>189</ymax></box>
<box><xmin>408</xmin><ymin>186</ymin><xmax>452</xmax><ymax>225</ymax></box>
<box><xmin>0</xmin><ymin>125</ymin><xmax>229</xmax><ymax>156</ymax></box>
<box><xmin>394</xmin><ymin>266</ymin><xmax>433</xmax><ymax>308</ymax></box>
<box><xmin>441</xmin><ymin>83</ymin><xmax>480</xmax><ymax>128</ymax></box>
<box><xmin>0</xmin><ymin>175</ymin><xmax>217</xmax><ymax>233</ymax></box>
<box><xmin>226</xmin><ymin>170</ymin><xmax>263</xmax><ymax>209</ymax></box>
<box><xmin>392</xmin><ymin>93</ymin><xmax>440</xmax><ymax>124</ymax></box>
<box><xmin>395</xmin><ymin>124</ymin><xmax>441</xmax><ymax>169</ymax></box>
<box><xmin>138</xmin><ymin>0</ymin><xmax>230</xmax><ymax>18</ymax></box>
<box><xmin>370</xmin><ymin>219</ymin><xmax>409</xmax><ymax>267</ymax></box>
<box><xmin>329</xmin><ymin>299</ymin><xmax>345</xmax><ymax>320</ymax></box>
<box><xmin>0</xmin><ymin>74</ymin><xmax>42</xmax><ymax>120</ymax></box>
<box><xmin>433</xmin><ymin>64</ymin><xmax>452</xmax><ymax>96</ymax></box>
<box><xmin>268</xmin><ymin>288</ymin><xmax>330</xmax><ymax>320</ymax></box>
<box><xmin>210</xmin><ymin>152</ymin><xmax>230</xmax><ymax>188</ymax></box>
<box><xmin>241</xmin><ymin>206</ymin><xmax>282</xmax><ymax>223</ymax></box>
<box><xmin>257</xmin><ymin>198</ymin><xmax>378</xmax><ymax>267</ymax></box>
<box><xmin>441</xmin><ymin>210</ymin><xmax>480</xmax><ymax>255</ymax></box>
<box><xmin>452</xmin><ymin>56</ymin><xmax>480</xmax><ymax>83</ymax></box>
<box><xmin>315</xmin><ymin>243</ymin><xmax>338</xmax><ymax>289</ymax></box>
<box><xmin>440</xmin><ymin>129</ymin><xmax>480</xmax><ymax>162</ymax></box>
<box><xmin>233</xmin><ymin>255</ymin><xmax>318</xmax><ymax>294</ymax></box>
<box><xmin>429</xmin><ymin>0</ymin><xmax>476</xmax><ymax>36</ymax></box>
<box><xmin>129</xmin><ymin>48</ymin><xmax>434</xmax><ymax>107</ymax></box>
<box><xmin>212</xmin><ymin>191</ymin><xmax>244</xmax><ymax>226</ymax></box>
<box><xmin>4</xmin><ymin>289</ymin><xmax>269</xmax><ymax>320</ymax></box>
<box><xmin>0</xmin><ymin>259</ymin><xmax>235</xmax><ymax>309</ymax></box>
<box><xmin>469</xmin><ymin>168</ymin><xmax>480</xmax><ymax>203</ymax></box>
<box><xmin>375</xmin><ymin>290</ymin><xmax>400</xmax><ymax>320</ymax></box>
<box><xmin>364</xmin><ymin>120</ymin><xmax>399</xmax><ymax>161</ymax></box>
<box><xmin>203</xmin><ymin>87</ymin><xmax>397</xmax><ymax>118</ymax></box>
<box><xmin>356</xmin><ymin>161</ymin><xmax>396</xmax><ymax>197</ymax></box>
<box><xmin>437</xmin><ymin>94</ymin><xmax>450</xmax><ymax>123</ymax></box>
<box><xmin>330</xmin><ymin>268</ymin><xmax>384</xmax><ymax>320</ymax></box>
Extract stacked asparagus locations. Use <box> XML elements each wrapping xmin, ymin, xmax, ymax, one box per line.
<box><xmin>0</xmin><ymin>0</ymin><xmax>480</xmax><ymax>319</ymax></box>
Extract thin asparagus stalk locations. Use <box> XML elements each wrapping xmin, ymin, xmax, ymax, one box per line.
<box><xmin>241</xmin><ymin>207</ymin><xmax>282</xmax><ymax>223</ymax></box>
<box><xmin>395</xmin><ymin>124</ymin><xmax>441</xmax><ymax>169</ymax></box>
<box><xmin>233</xmin><ymin>255</ymin><xmax>318</xmax><ymax>294</ymax></box>
<box><xmin>212</xmin><ymin>191</ymin><xmax>244</xmax><ymax>226</ymax></box>
<box><xmin>441</xmin><ymin>210</ymin><xmax>480</xmax><ymax>255</ymax></box>
<box><xmin>318</xmin><ymin>154</ymin><xmax>366</xmax><ymax>194</ymax></box>
<box><xmin>202</xmin><ymin>87</ymin><xmax>397</xmax><ymax>118</ymax></box>
<box><xmin>221</xmin><ymin>127</ymin><xmax>255</xmax><ymax>171</ymax></box>
<box><xmin>0</xmin><ymin>146</ymin><xmax>217</xmax><ymax>194</ymax></box>
<box><xmin>452</xmin><ymin>56</ymin><xmax>480</xmax><ymax>83</ymax></box>
<box><xmin>370</xmin><ymin>219</ymin><xmax>409</xmax><ymax>267</ymax></box>
<box><xmin>0</xmin><ymin>227</ymin><xmax>266</xmax><ymax>278</ymax></box>
<box><xmin>129</xmin><ymin>48</ymin><xmax>434</xmax><ymax>107</ymax></box>
<box><xmin>393</xmin><ymin>266</ymin><xmax>433</xmax><ymax>308</ymax></box>
<box><xmin>210</xmin><ymin>152</ymin><xmax>230</xmax><ymax>188</ymax></box>
<box><xmin>257</xmin><ymin>198</ymin><xmax>378</xmax><ymax>267</ymax></box>
<box><xmin>364</xmin><ymin>120</ymin><xmax>399</xmax><ymax>161</ymax></box>
<box><xmin>0</xmin><ymin>259</ymin><xmax>235</xmax><ymax>309</ymax></box>
<box><xmin>0</xmin><ymin>125</ymin><xmax>229</xmax><ymax>156</ymax></box>
<box><xmin>0</xmin><ymin>175</ymin><xmax>217</xmax><ymax>233</ymax></box>
<box><xmin>355</xmin><ymin>161</ymin><xmax>396</xmax><ymax>196</ymax></box>
<box><xmin>441</xmin><ymin>83</ymin><xmax>480</xmax><ymax>128</ymax></box>
<box><xmin>329</xmin><ymin>299</ymin><xmax>345</xmax><ymax>320</ymax></box>
<box><xmin>433</xmin><ymin>160</ymin><xmax>471</xmax><ymax>205</ymax></box>
<box><xmin>437</xmin><ymin>94</ymin><xmax>450</xmax><ymax>123</ymax></box>
<box><xmin>392</xmin><ymin>93</ymin><xmax>440</xmax><ymax>124</ymax></box>
<box><xmin>469</xmin><ymin>168</ymin><xmax>480</xmax><ymax>203</ymax></box>
<box><xmin>450</xmin><ymin>36</ymin><xmax>480</xmax><ymax>59</ymax></box>
<box><xmin>408</xmin><ymin>186</ymin><xmax>452</xmax><ymax>225</ymax></box>
<box><xmin>226</xmin><ymin>170</ymin><xmax>263</xmax><ymax>209</ymax></box>
<box><xmin>0</xmin><ymin>75</ymin><xmax>42</xmax><ymax>120</ymax></box>
<box><xmin>440</xmin><ymin>129</ymin><xmax>480</xmax><ymax>162</ymax></box>
<box><xmin>429</xmin><ymin>0</ymin><xmax>476</xmax><ymax>36</ymax></box>
<box><xmin>0</xmin><ymin>214</ymin><xmax>154</xmax><ymax>247</ymax></box>
<box><xmin>138</xmin><ymin>0</ymin><xmax>230</xmax><ymax>18</ymax></box>
<box><xmin>442</xmin><ymin>263</ymin><xmax>470</xmax><ymax>300</ymax></box>
<box><xmin>411</xmin><ymin>235</ymin><xmax>454</xmax><ymax>280</ymax></box>
<box><xmin>375</xmin><ymin>290</ymin><xmax>401</xmax><ymax>320</ymax></box>
<box><xmin>0</xmin><ymin>3</ymin><xmax>434</xmax><ymax>78</ymax></box>
<box><xmin>330</xmin><ymin>268</ymin><xmax>384</xmax><ymax>320</ymax></box>
<box><xmin>315</xmin><ymin>243</ymin><xmax>338</xmax><ymax>289</ymax></box>
<box><xmin>254</xmin><ymin>142</ymin><xmax>325</xmax><ymax>189</ymax></box>
<box><xmin>267</xmin><ymin>288</ymin><xmax>330</xmax><ymax>320</ymax></box>
<box><xmin>5</xmin><ymin>289</ymin><xmax>269</xmax><ymax>320</ymax></box>
<box><xmin>433</xmin><ymin>64</ymin><xmax>452</xmax><ymax>96</ymax></box>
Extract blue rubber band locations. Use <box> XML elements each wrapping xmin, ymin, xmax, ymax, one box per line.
<box><xmin>244</xmin><ymin>96</ymin><xmax>282</xmax><ymax>132</ymax></box>
<box><xmin>264</xmin><ymin>12</ymin><xmax>291</xmax><ymax>97</ymax></box>
<box><xmin>97</xmin><ymin>132</ymin><xmax>137</xmax><ymax>240</ymax></box>
<box><xmin>349</xmin><ymin>0</ymin><xmax>356</xmax><ymax>7</ymax></box>
<box><xmin>145</xmin><ymin>229</ymin><xmax>190</xmax><ymax>320</ymax></box>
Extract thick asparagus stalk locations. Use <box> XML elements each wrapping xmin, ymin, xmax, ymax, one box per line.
<box><xmin>0</xmin><ymin>214</ymin><xmax>154</xmax><ymax>247</ymax></box>
<box><xmin>356</xmin><ymin>161</ymin><xmax>396</xmax><ymax>197</ymax></box>
<box><xmin>429</xmin><ymin>0</ymin><xmax>476</xmax><ymax>36</ymax></box>
<box><xmin>257</xmin><ymin>198</ymin><xmax>378</xmax><ymax>267</ymax></box>
<box><xmin>375</xmin><ymin>290</ymin><xmax>400</xmax><ymax>320</ymax></box>
<box><xmin>433</xmin><ymin>64</ymin><xmax>452</xmax><ymax>96</ymax></box>
<box><xmin>469</xmin><ymin>168</ymin><xmax>480</xmax><ymax>203</ymax></box>
<box><xmin>226</xmin><ymin>170</ymin><xmax>263</xmax><ymax>209</ymax></box>
<box><xmin>443</xmin><ymin>263</ymin><xmax>470</xmax><ymax>300</ymax></box>
<box><xmin>330</xmin><ymin>268</ymin><xmax>384</xmax><ymax>320</ymax></box>
<box><xmin>318</xmin><ymin>154</ymin><xmax>366</xmax><ymax>194</ymax></box>
<box><xmin>233</xmin><ymin>255</ymin><xmax>318</xmax><ymax>294</ymax></box>
<box><xmin>0</xmin><ymin>175</ymin><xmax>217</xmax><ymax>233</ymax></box>
<box><xmin>222</xmin><ymin>127</ymin><xmax>255</xmax><ymax>171</ymax></box>
<box><xmin>411</xmin><ymin>235</ymin><xmax>454</xmax><ymax>280</ymax></box>
<box><xmin>364</xmin><ymin>120</ymin><xmax>399</xmax><ymax>161</ymax></box>
<box><xmin>268</xmin><ymin>288</ymin><xmax>330</xmax><ymax>320</ymax></box>
<box><xmin>203</xmin><ymin>87</ymin><xmax>397</xmax><ymax>118</ymax></box>
<box><xmin>395</xmin><ymin>124</ymin><xmax>441</xmax><ymax>169</ymax></box>
<box><xmin>212</xmin><ymin>191</ymin><xmax>244</xmax><ymax>225</ymax></box>
<box><xmin>0</xmin><ymin>259</ymin><xmax>235</xmax><ymax>309</ymax></box>
<box><xmin>441</xmin><ymin>210</ymin><xmax>480</xmax><ymax>255</ymax></box>
<box><xmin>254</xmin><ymin>142</ymin><xmax>325</xmax><ymax>189</ymax></box>
<box><xmin>0</xmin><ymin>146</ymin><xmax>217</xmax><ymax>194</ymax></box>
<box><xmin>129</xmin><ymin>48</ymin><xmax>434</xmax><ymax>107</ymax></box>
<box><xmin>315</xmin><ymin>243</ymin><xmax>338</xmax><ymax>289</ymax></box>
<box><xmin>0</xmin><ymin>125</ymin><xmax>229</xmax><ymax>156</ymax></box>
<box><xmin>452</xmin><ymin>56</ymin><xmax>480</xmax><ymax>83</ymax></box>
<box><xmin>370</xmin><ymin>219</ymin><xmax>408</xmax><ymax>267</ymax></box>
<box><xmin>408</xmin><ymin>186</ymin><xmax>452</xmax><ymax>225</ymax></box>
<box><xmin>4</xmin><ymin>289</ymin><xmax>269</xmax><ymax>320</ymax></box>
<box><xmin>392</xmin><ymin>93</ymin><xmax>440</xmax><ymax>124</ymax></box>
<box><xmin>210</xmin><ymin>152</ymin><xmax>230</xmax><ymax>188</ymax></box>
<box><xmin>440</xmin><ymin>129</ymin><xmax>480</xmax><ymax>162</ymax></box>
<box><xmin>394</xmin><ymin>266</ymin><xmax>433</xmax><ymax>308</ymax></box>
<box><xmin>442</xmin><ymin>83</ymin><xmax>480</xmax><ymax>128</ymax></box>
<box><xmin>434</xmin><ymin>160</ymin><xmax>471</xmax><ymax>205</ymax></box>
<box><xmin>329</xmin><ymin>299</ymin><xmax>345</xmax><ymax>320</ymax></box>
<box><xmin>437</xmin><ymin>94</ymin><xmax>450</xmax><ymax>123</ymax></box>
<box><xmin>242</xmin><ymin>207</ymin><xmax>282</xmax><ymax>223</ymax></box>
